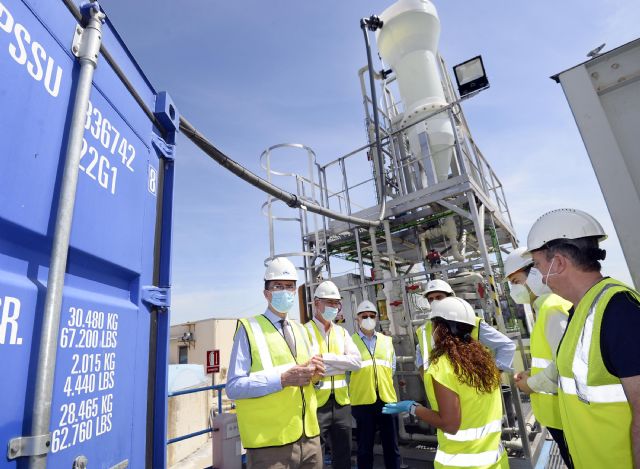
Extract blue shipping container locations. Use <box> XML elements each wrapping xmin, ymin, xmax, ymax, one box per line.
<box><xmin>0</xmin><ymin>0</ymin><xmax>178</xmax><ymax>467</ymax></box>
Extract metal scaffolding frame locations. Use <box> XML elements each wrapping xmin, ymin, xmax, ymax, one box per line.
<box><xmin>260</xmin><ymin>143</ymin><xmax>332</xmax><ymax>316</ymax></box>
<box><xmin>261</xmin><ymin>55</ymin><xmax>542</xmax><ymax>464</ymax></box>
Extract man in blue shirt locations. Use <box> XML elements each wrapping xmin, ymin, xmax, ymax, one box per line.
<box><xmin>226</xmin><ymin>258</ymin><xmax>325</xmax><ymax>468</ymax></box>
<box><xmin>350</xmin><ymin>300</ymin><xmax>399</xmax><ymax>469</ymax></box>
<box><xmin>415</xmin><ymin>279</ymin><xmax>515</xmax><ymax>373</ymax></box>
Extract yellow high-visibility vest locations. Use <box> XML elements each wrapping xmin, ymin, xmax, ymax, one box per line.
<box><xmin>426</xmin><ymin>354</ymin><xmax>508</xmax><ymax>469</ymax></box>
<box><xmin>349</xmin><ymin>332</ymin><xmax>397</xmax><ymax>405</ymax></box>
<box><xmin>557</xmin><ymin>278</ymin><xmax>640</xmax><ymax>468</ymax></box>
<box><xmin>529</xmin><ymin>293</ymin><xmax>570</xmax><ymax>429</ymax></box>
<box><xmin>234</xmin><ymin>315</ymin><xmax>320</xmax><ymax>448</ymax></box>
<box><xmin>305</xmin><ymin>321</ymin><xmax>350</xmax><ymax>406</ymax></box>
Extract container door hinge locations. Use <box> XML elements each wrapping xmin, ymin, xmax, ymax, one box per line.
<box><xmin>142</xmin><ymin>285</ymin><xmax>171</xmax><ymax>310</ymax></box>
<box><xmin>7</xmin><ymin>434</ymin><xmax>51</xmax><ymax>460</ymax></box>
<box><xmin>152</xmin><ymin>133</ymin><xmax>175</xmax><ymax>161</ymax></box>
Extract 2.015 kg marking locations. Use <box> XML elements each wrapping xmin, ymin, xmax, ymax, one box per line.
<box><xmin>70</xmin><ymin>352</ymin><xmax>116</xmax><ymax>375</ymax></box>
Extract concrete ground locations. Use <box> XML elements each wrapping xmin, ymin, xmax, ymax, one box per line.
<box><xmin>169</xmin><ymin>439</ymin><xmax>213</xmax><ymax>469</ymax></box>
<box><xmin>168</xmin><ymin>439</ymin><xmax>553</xmax><ymax>469</ymax></box>
<box><xmin>169</xmin><ymin>440</ymin><xmax>544</xmax><ymax>469</ymax></box>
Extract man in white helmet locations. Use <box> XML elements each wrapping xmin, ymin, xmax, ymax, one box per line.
<box><xmin>414</xmin><ymin>279</ymin><xmax>515</xmax><ymax>380</ymax></box>
<box><xmin>226</xmin><ymin>257</ymin><xmax>325</xmax><ymax>468</ymax></box>
<box><xmin>526</xmin><ymin>208</ymin><xmax>640</xmax><ymax>469</ymax></box>
<box><xmin>304</xmin><ymin>280</ymin><xmax>361</xmax><ymax>469</ymax></box>
<box><xmin>503</xmin><ymin>247</ymin><xmax>573</xmax><ymax>468</ymax></box>
<box><xmin>349</xmin><ymin>300</ymin><xmax>400</xmax><ymax>469</ymax></box>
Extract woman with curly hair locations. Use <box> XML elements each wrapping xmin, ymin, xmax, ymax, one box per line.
<box><xmin>384</xmin><ymin>297</ymin><xmax>509</xmax><ymax>469</ymax></box>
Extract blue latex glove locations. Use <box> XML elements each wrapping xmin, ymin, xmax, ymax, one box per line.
<box><xmin>382</xmin><ymin>400</ymin><xmax>417</xmax><ymax>415</ymax></box>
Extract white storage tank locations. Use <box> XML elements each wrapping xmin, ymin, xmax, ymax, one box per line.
<box><xmin>376</xmin><ymin>0</ymin><xmax>454</xmax><ymax>184</ymax></box>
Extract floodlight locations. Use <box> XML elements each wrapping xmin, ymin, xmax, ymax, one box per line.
<box><xmin>453</xmin><ymin>56</ymin><xmax>489</xmax><ymax>97</ymax></box>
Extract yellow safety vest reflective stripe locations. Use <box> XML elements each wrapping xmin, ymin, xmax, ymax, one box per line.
<box><xmin>426</xmin><ymin>354</ymin><xmax>508</xmax><ymax>469</ymax></box>
<box><xmin>234</xmin><ymin>315</ymin><xmax>320</xmax><ymax>448</ymax></box>
<box><xmin>349</xmin><ymin>332</ymin><xmax>397</xmax><ymax>405</ymax></box>
<box><xmin>305</xmin><ymin>321</ymin><xmax>350</xmax><ymax>406</ymax></box>
<box><xmin>557</xmin><ymin>278</ymin><xmax>639</xmax><ymax>469</ymax></box>
<box><xmin>529</xmin><ymin>293</ymin><xmax>570</xmax><ymax>429</ymax></box>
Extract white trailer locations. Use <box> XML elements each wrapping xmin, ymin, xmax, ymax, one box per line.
<box><xmin>553</xmin><ymin>38</ymin><xmax>640</xmax><ymax>288</ymax></box>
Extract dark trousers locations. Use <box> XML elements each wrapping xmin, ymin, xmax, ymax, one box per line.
<box><xmin>351</xmin><ymin>400</ymin><xmax>400</xmax><ymax>469</ymax></box>
<box><xmin>317</xmin><ymin>396</ymin><xmax>352</xmax><ymax>469</ymax></box>
<box><xmin>547</xmin><ymin>426</ymin><xmax>574</xmax><ymax>469</ymax></box>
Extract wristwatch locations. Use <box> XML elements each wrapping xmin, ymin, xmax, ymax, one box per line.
<box><xmin>409</xmin><ymin>402</ymin><xmax>418</xmax><ymax>417</ymax></box>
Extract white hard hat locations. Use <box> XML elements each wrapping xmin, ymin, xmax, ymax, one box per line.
<box><xmin>314</xmin><ymin>281</ymin><xmax>341</xmax><ymax>299</ymax></box>
<box><xmin>424</xmin><ymin>279</ymin><xmax>454</xmax><ymax>296</ymax></box>
<box><xmin>264</xmin><ymin>257</ymin><xmax>298</xmax><ymax>282</ymax></box>
<box><xmin>503</xmin><ymin>247</ymin><xmax>533</xmax><ymax>278</ymax></box>
<box><xmin>526</xmin><ymin>208</ymin><xmax>607</xmax><ymax>253</ymax></box>
<box><xmin>429</xmin><ymin>297</ymin><xmax>476</xmax><ymax>326</ymax></box>
<box><xmin>357</xmin><ymin>300</ymin><xmax>378</xmax><ymax>315</ymax></box>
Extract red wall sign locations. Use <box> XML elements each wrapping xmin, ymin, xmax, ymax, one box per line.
<box><xmin>206</xmin><ymin>349</ymin><xmax>220</xmax><ymax>373</ymax></box>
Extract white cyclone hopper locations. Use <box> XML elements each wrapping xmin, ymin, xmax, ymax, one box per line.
<box><xmin>376</xmin><ymin>0</ymin><xmax>454</xmax><ymax>184</ymax></box>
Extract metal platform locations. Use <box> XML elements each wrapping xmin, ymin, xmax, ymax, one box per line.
<box><xmin>261</xmin><ymin>47</ymin><xmax>539</xmax><ymax>467</ymax></box>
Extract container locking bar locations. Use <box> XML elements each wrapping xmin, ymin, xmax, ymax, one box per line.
<box><xmin>7</xmin><ymin>435</ymin><xmax>50</xmax><ymax>460</ymax></box>
<box><xmin>20</xmin><ymin>4</ymin><xmax>105</xmax><ymax>468</ymax></box>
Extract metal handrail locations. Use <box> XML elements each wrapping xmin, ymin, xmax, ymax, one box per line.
<box><xmin>167</xmin><ymin>427</ymin><xmax>213</xmax><ymax>445</ymax></box>
<box><xmin>167</xmin><ymin>384</ymin><xmax>226</xmax><ymax>445</ymax></box>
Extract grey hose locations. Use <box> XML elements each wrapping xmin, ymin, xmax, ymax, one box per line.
<box><xmin>179</xmin><ymin>118</ymin><xmax>380</xmax><ymax>228</ymax></box>
<box><xmin>60</xmin><ymin>1</ymin><xmax>382</xmax><ymax>229</ymax></box>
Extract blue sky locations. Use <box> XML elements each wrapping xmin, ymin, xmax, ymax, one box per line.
<box><xmin>101</xmin><ymin>0</ymin><xmax>638</xmax><ymax>323</ymax></box>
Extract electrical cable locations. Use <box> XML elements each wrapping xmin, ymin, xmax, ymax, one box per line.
<box><xmin>62</xmin><ymin>1</ymin><xmax>484</xmax><ymax>232</ymax></box>
<box><xmin>61</xmin><ymin>0</ymin><xmax>383</xmax><ymax>229</ymax></box>
<box><xmin>62</xmin><ymin>0</ymin><xmax>168</xmax><ymax>135</ymax></box>
<box><xmin>179</xmin><ymin>118</ymin><xmax>380</xmax><ymax>228</ymax></box>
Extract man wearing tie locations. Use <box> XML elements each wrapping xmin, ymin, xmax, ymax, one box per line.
<box><xmin>226</xmin><ymin>257</ymin><xmax>325</xmax><ymax>468</ymax></box>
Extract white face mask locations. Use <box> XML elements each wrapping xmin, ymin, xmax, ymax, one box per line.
<box><xmin>526</xmin><ymin>268</ymin><xmax>552</xmax><ymax>297</ymax></box>
<box><xmin>360</xmin><ymin>317</ymin><xmax>376</xmax><ymax>331</ymax></box>
<box><xmin>509</xmin><ymin>283</ymin><xmax>530</xmax><ymax>304</ymax></box>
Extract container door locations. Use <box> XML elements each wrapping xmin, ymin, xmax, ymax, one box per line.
<box><xmin>0</xmin><ymin>0</ymin><xmax>173</xmax><ymax>467</ymax></box>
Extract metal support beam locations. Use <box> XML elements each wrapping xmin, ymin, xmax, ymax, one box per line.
<box><xmin>466</xmin><ymin>192</ymin><xmax>506</xmax><ymax>332</ymax></box>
